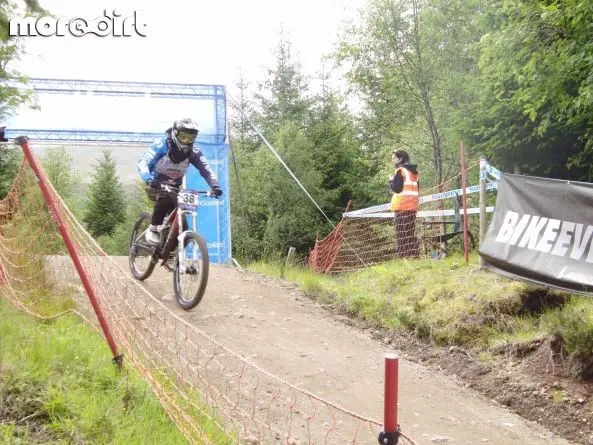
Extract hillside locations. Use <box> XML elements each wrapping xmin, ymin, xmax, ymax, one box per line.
<box><xmin>31</xmin><ymin>143</ymin><xmax>148</xmax><ymax>186</ymax></box>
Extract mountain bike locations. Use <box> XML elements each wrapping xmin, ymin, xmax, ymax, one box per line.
<box><xmin>128</xmin><ymin>183</ymin><xmax>213</xmax><ymax>310</ymax></box>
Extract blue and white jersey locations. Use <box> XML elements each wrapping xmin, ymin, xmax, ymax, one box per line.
<box><xmin>136</xmin><ymin>137</ymin><xmax>220</xmax><ymax>188</ymax></box>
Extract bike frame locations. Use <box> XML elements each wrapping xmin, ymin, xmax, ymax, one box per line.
<box><xmin>159</xmin><ymin>187</ymin><xmax>205</xmax><ymax>272</ymax></box>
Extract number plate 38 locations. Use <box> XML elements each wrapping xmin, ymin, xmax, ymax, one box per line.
<box><xmin>178</xmin><ymin>190</ymin><xmax>199</xmax><ymax>210</ymax></box>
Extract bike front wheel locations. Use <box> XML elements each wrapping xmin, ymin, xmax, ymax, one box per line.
<box><xmin>173</xmin><ymin>231</ymin><xmax>209</xmax><ymax>310</ymax></box>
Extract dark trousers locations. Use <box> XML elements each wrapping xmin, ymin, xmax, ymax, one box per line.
<box><xmin>146</xmin><ymin>187</ymin><xmax>177</xmax><ymax>226</ymax></box>
<box><xmin>394</xmin><ymin>210</ymin><xmax>420</xmax><ymax>258</ymax></box>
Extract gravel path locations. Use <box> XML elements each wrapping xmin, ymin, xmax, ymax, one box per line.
<box><xmin>111</xmin><ymin>257</ymin><xmax>576</xmax><ymax>445</ymax></box>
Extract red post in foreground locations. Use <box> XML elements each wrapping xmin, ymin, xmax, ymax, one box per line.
<box><xmin>460</xmin><ymin>140</ymin><xmax>469</xmax><ymax>264</ymax></box>
<box><xmin>379</xmin><ymin>353</ymin><xmax>400</xmax><ymax>444</ymax></box>
<box><xmin>16</xmin><ymin>136</ymin><xmax>123</xmax><ymax>368</ymax></box>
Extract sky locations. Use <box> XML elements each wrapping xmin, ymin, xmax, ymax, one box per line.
<box><xmin>6</xmin><ymin>0</ymin><xmax>365</xmax><ymax>132</ymax></box>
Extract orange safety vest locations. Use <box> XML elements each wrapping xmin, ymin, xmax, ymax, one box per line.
<box><xmin>390</xmin><ymin>167</ymin><xmax>419</xmax><ymax>211</ymax></box>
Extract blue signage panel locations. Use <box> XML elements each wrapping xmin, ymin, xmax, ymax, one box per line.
<box><xmin>184</xmin><ymin>143</ymin><xmax>231</xmax><ymax>265</ymax></box>
<box><xmin>0</xmin><ymin>78</ymin><xmax>232</xmax><ymax>263</ymax></box>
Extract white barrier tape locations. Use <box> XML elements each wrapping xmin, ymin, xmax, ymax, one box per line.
<box><xmin>486</xmin><ymin>163</ymin><xmax>502</xmax><ymax>180</ymax></box>
<box><xmin>419</xmin><ymin>206</ymin><xmax>495</xmax><ymax>218</ymax></box>
<box><xmin>344</xmin><ymin>182</ymin><xmax>497</xmax><ymax>217</ymax></box>
<box><xmin>419</xmin><ymin>182</ymin><xmax>497</xmax><ymax>204</ymax></box>
<box><xmin>344</xmin><ymin>203</ymin><xmax>391</xmax><ymax>216</ymax></box>
<box><xmin>343</xmin><ymin>206</ymin><xmax>496</xmax><ymax>219</ymax></box>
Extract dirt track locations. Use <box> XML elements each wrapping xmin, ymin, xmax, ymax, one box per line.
<box><xmin>111</xmin><ymin>257</ymin><xmax>576</xmax><ymax>445</ymax></box>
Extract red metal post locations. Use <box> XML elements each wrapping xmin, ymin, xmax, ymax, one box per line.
<box><xmin>16</xmin><ymin>136</ymin><xmax>122</xmax><ymax>367</ymax></box>
<box><xmin>381</xmin><ymin>353</ymin><xmax>399</xmax><ymax>443</ymax></box>
<box><xmin>460</xmin><ymin>141</ymin><xmax>469</xmax><ymax>264</ymax></box>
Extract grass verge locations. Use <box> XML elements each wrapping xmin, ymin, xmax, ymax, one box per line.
<box><xmin>248</xmin><ymin>252</ymin><xmax>593</xmax><ymax>378</ymax></box>
<box><xmin>0</xmin><ymin>298</ymin><xmax>189</xmax><ymax>445</ymax></box>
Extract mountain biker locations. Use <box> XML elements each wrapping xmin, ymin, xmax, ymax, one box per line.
<box><xmin>136</xmin><ymin>118</ymin><xmax>223</xmax><ymax>245</ymax></box>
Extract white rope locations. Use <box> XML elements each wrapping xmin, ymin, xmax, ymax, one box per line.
<box><xmin>227</xmin><ymin>94</ymin><xmax>336</xmax><ymax>229</ymax></box>
<box><xmin>225</xmin><ymin>94</ymin><xmax>375</xmax><ymax>269</ymax></box>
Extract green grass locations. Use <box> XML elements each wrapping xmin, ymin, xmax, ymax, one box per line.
<box><xmin>0</xmin><ymin>298</ymin><xmax>189</xmax><ymax>445</ymax></box>
<box><xmin>248</xmin><ymin>252</ymin><xmax>587</xmax><ymax>354</ymax></box>
<box><xmin>550</xmin><ymin>390</ymin><xmax>565</xmax><ymax>403</ymax></box>
<box><xmin>149</xmin><ymin>370</ymin><xmax>235</xmax><ymax>445</ymax></box>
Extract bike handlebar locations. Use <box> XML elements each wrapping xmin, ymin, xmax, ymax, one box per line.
<box><xmin>157</xmin><ymin>183</ymin><xmax>214</xmax><ymax>197</ymax></box>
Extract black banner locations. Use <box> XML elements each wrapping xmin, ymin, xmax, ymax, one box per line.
<box><xmin>479</xmin><ymin>173</ymin><xmax>593</xmax><ymax>295</ymax></box>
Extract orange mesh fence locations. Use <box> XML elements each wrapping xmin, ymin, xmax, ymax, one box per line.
<box><xmin>309</xmin><ymin>160</ymin><xmax>498</xmax><ymax>273</ymax></box>
<box><xmin>0</xmin><ymin>141</ymin><xmax>419</xmax><ymax>445</ymax></box>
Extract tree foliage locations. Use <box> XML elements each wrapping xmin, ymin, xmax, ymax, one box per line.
<box><xmin>0</xmin><ymin>0</ymin><xmax>46</xmax><ymax>121</ymax></box>
<box><xmin>334</xmin><ymin>0</ymin><xmax>492</xmax><ymax>189</ymax></box>
<box><xmin>229</xmin><ymin>0</ymin><xmax>593</xmax><ymax>262</ymax></box>
<box><xmin>39</xmin><ymin>147</ymin><xmax>82</xmax><ymax>205</ymax></box>
<box><xmin>230</xmin><ymin>35</ymin><xmax>375</xmax><ymax>261</ymax></box>
<box><xmin>255</xmin><ymin>36</ymin><xmax>311</xmax><ymax>133</ymax></box>
<box><xmin>0</xmin><ymin>0</ymin><xmax>46</xmax><ymax>199</ymax></box>
<box><xmin>0</xmin><ymin>145</ymin><xmax>21</xmax><ymax>199</ymax></box>
<box><xmin>95</xmin><ymin>179</ymin><xmax>152</xmax><ymax>256</ymax></box>
<box><xmin>462</xmin><ymin>0</ymin><xmax>593</xmax><ymax>179</ymax></box>
<box><xmin>83</xmin><ymin>150</ymin><xmax>126</xmax><ymax>238</ymax></box>
<box><xmin>336</xmin><ymin>0</ymin><xmax>440</xmax><ymax>185</ymax></box>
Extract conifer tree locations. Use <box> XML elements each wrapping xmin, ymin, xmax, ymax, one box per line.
<box><xmin>83</xmin><ymin>149</ymin><xmax>126</xmax><ymax>238</ymax></box>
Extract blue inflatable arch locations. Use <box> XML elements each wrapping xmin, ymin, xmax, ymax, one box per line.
<box><xmin>5</xmin><ymin>77</ymin><xmax>232</xmax><ymax>265</ymax></box>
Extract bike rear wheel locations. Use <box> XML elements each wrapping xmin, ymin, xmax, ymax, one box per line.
<box><xmin>129</xmin><ymin>212</ymin><xmax>157</xmax><ymax>280</ymax></box>
<box><xmin>173</xmin><ymin>231</ymin><xmax>209</xmax><ymax>310</ymax></box>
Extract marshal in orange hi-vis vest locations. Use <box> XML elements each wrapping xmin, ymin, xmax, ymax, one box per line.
<box><xmin>390</xmin><ymin>167</ymin><xmax>419</xmax><ymax>211</ymax></box>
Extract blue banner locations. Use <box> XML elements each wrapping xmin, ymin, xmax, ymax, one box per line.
<box><xmin>184</xmin><ymin>143</ymin><xmax>231</xmax><ymax>265</ymax></box>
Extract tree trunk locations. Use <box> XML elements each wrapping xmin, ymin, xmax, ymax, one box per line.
<box><xmin>411</xmin><ymin>0</ymin><xmax>442</xmax><ymax>185</ymax></box>
<box><xmin>422</xmin><ymin>88</ymin><xmax>442</xmax><ymax>185</ymax></box>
